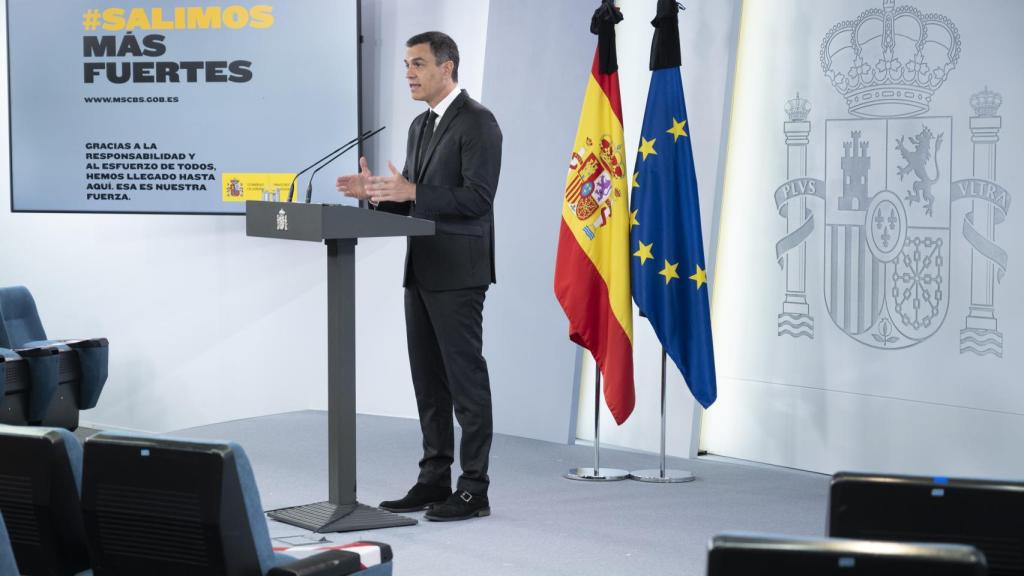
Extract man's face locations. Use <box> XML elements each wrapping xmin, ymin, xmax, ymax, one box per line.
<box><xmin>405</xmin><ymin>43</ymin><xmax>451</xmax><ymax>106</ymax></box>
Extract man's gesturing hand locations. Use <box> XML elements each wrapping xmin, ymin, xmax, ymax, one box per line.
<box><xmin>336</xmin><ymin>156</ymin><xmax>374</xmax><ymax>200</ymax></box>
<box><xmin>367</xmin><ymin>162</ymin><xmax>416</xmax><ymax>203</ymax></box>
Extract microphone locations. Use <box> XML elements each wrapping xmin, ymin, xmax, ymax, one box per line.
<box><xmin>305</xmin><ymin>126</ymin><xmax>386</xmax><ymax>204</ymax></box>
<box><xmin>286</xmin><ymin>129</ymin><xmax>374</xmax><ymax>203</ymax></box>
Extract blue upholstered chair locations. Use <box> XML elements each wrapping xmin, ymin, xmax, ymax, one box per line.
<box><xmin>82</xmin><ymin>433</ymin><xmax>391</xmax><ymax>576</ymax></box>
<box><xmin>0</xmin><ymin>424</ymin><xmax>92</xmax><ymax>575</ymax></box>
<box><xmin>0</xmin><ymin>287</ymin><xmax>46</xmax><ymax>348</ymax></box>
<box><xmin>0</xmin><ymin>513</ymin><xmax>20</xmax><ymax>576</ymax></box>
<box><xmin>0</xmin><ymin>347</ymin><xmax>17</xmax><ymax>399</ymax></box>
<box><xmin>0</xmin><ymin>286</ymin><xmax>109</xmax><ymax>427</ymax></box>
<box><xmin>830</xmin><ymin>471</ymin><xmax>1024</xmax><ymax>574</ymax></box>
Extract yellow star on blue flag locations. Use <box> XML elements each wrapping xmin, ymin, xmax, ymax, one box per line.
<box><xmin>634</xmin><ymin>241</ymin><xmax>654</xmax><ymax>265</ymax></box>
<box><xmin>667</xmin><ymin>118</ymin><xmax>688</xmax><ymax>142</ymax></box>
<box><xmin>639</xmin><ymin>137</ymin><xmax>657</xmax><ymax>161</ymax></box>
<box><xmin>689</xmin><ymin>265</ymin><xmax>706</xmax><ymax>289</ymax></box>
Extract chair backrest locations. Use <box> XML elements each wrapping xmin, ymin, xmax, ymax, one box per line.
<box><xmin>0</xmin><ymin>424</ymin><xmax>91</xmax><ymax>575</ymax></box>
<box><xmin>829</xmin><ymin>471</ymin><xmax>1024</xmax><ymax>576</ymax></box>
<box><xmin>0</xmin><ymin>513</ymin><xmax>20</xmax><ymax>576</ymax></box>
<box><xmin>0</xmin><ymin>286</ymin><xmax>47</xmax><ymax>349</ymax></box>
<box><xmin>82</xmin><ymin>433</ymin><xmax>275</xmax><ymax>576</ymax></box>
<box><xmin>708</xmin><ymin>532</ymin><xmax>987</xmax><ymax>576</ymax></box>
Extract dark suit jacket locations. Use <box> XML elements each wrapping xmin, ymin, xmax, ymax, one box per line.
<box><xmin>375</xmin><ymin>90</ymin><xmax>502</xmax><ymax>291</ymax></box>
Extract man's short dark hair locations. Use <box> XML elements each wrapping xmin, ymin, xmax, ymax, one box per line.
<box><xmin>406</xmin><ymin>31</ymin><xmax>460</xmax><ymax>82</ymax></box>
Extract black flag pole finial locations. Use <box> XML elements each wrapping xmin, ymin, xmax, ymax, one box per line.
<box><xmin>650</xmin><ymin>0</ymin><xmax>684</xmax><ymax>71</ymax></box>
<box><xmin>591</xmin><ymin>0</ymin><xmax>623</xmax><ymax>74</ymax></box>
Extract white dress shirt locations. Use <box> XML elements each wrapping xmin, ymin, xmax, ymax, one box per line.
<box><xmin>429</xmin><ymin>84</ymin><xmax>460</xmax><ymax>127</ymax></box>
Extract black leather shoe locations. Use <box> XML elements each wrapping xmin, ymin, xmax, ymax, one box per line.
<box><xmin>379</xmin><ymin>483</ymin><xmax>451</xmax><ymax>513</ymax></box>
<box><xmin>424</xmin><ymin>490</ymin><xmax>490</xmax><ymax>521</ymax></box>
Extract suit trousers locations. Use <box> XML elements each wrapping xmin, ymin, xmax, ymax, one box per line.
<box><xmin>404</xmin><ymin>281</ymin><xmax>492</xmax><ymax>494</ymax></box>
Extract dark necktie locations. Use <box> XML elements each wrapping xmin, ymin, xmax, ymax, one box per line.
<box><xmin>417</xmin><ymin>111</ymin><xmax>438</xmax><ymax>179</ymax></box>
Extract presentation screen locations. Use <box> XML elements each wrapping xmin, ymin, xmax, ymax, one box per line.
<box><xmin>6</xmin><ymin>0</ymin><xmax>361</xmax><ymax>214</ymax></box>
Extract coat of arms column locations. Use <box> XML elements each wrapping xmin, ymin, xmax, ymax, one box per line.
<box><xmin>959</xmin><ymin>87</ymin><xmax>1010</xmax><ymax>356</ymax></box>
<box><xmin>776</xmin><ymin>94</ymin><xmax>818</xmax><ymax>338</ymax></box>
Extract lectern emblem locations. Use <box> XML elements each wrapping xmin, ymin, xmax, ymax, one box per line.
<box><xmin>771</xmin><ymin>0</ymin><xmax>1013</xmax><ymax>356</ymax></box>
<box><xmin>276</xmin><ymin>209</ymin><xmax>288</xmax><ymax>231</ymax></box>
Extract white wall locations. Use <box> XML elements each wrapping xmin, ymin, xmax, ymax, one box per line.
<box><xmin>479</xmin><ymin>1</ymin><xmax>598</xmax><ymax>444</ymax></box>
<box><xmin>574</xmin><ymin>0</ymin><xmax>741</xmax><ymax>459</ymax></box>
<box><xmin>9</xmin><ymin>0</ymin><xmax>1014</xmax><ymax>482</ymax></box>
<box><xmin>705</xmin><ymin>0</ymin><xmax>1024</xmax><ymax>479</ymax></box>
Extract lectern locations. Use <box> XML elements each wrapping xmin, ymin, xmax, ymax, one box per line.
<box><xmin>245</xmin><ymin>201</ymin><xmax>434</xmax><ymax>532</ymax></box>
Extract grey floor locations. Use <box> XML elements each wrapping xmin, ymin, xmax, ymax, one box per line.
<box><xmin>169</xmin><ymin>411</ymin><xmax>829</xmax><ymax>576</ymax></box>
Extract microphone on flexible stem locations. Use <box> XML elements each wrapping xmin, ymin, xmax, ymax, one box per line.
<box><xmin>286</xmin><ymin>129</ymin><xmax>373</xmax><ymax>203</ymax></box>
<box><xmin>304</xmin><ymin>125</ymin><xmax>386</xmax><ymax>204</ymax></box>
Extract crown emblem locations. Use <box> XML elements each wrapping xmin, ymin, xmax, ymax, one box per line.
<box><xmin>785</xmin><ymin>92</ymin><xmax>811</xmax><ymax>122</ymax></box>
<box><xmin>820</xmin><ymin>0</ymin><xmax>961</xmax><ymax>118</ymax></box>
<box><xmin>970</xmin><ymin>86</ymin><xmax>1002</xmax><ymax>117</ymax></box>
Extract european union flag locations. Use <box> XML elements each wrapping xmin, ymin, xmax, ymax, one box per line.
<box><xmin>630</xmin><ymin>11</ymin><xmax>716</xmax><ymax>408</ymax></box>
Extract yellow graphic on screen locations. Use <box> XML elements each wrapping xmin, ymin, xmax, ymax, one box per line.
<box><xmin>90</xmin><ymin>6</ymin><xmax>275</xmax><ymax>32</ymax></box>
<box><xmin>221</xmin><ymin>173</ymin><xmax>296</xmax><ymax>202</ymax></box>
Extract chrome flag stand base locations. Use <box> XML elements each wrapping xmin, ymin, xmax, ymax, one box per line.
<box><xmin>629</xmin><ymin>468</ymin><xmax>694</xmax><ymax>483</ymax></box>
<box><xmin>566</xmin><ymin>466</ymin><xmax>630</xmax><ymax>481</ymax></box>
<box><xmin>630</xmin><ymin>349</ymin><xmax>697</xmax><ymax>485</ymax></box>
<box><xmin>566</xmin><ymin>365</ymin><xmax>628</xmax><ymax>482</ymax></box>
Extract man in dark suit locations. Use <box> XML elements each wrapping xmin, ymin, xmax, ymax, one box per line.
<box><xmin>336</xmin><ymin>31</ymin><xmax>501</xmax><ymax>522</ymax></box>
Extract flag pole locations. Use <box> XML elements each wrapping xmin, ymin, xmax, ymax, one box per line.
<box><xmin>629</xmin><ymin>348</ymin><xmax>694</xmax><ymax>483</ymax></box>
<box><xmin>566</xmin><ymin>361</ymin><xmax>628</xmax><ymax>481</ymax></box>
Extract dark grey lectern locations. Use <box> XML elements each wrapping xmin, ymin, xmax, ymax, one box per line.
<box><xmin>245</xmin><ymin>201</ymin><xmax>434</xmax><ymax>533</ymax></box>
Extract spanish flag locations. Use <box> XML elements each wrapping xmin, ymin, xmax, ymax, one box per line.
<box><xmin>554</xmin><ymin>1</ymin><xmax>634</xmax><ymax>425</ymax></box>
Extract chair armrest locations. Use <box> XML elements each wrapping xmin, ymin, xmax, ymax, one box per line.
<box><xmin>63</xmin><ymin>338</ymin><xmax>109</xmax><ymax>349</ymax></box>
<box><xmin>13</xmin><ymin>345</ymin><xmax>61</xmax><ymax>358</ymax></box>
<box><xmin>267</xmin><ymin>550</ymin><xmax>363</xmax><ymax>576</ymax></box>
<box><xmin>0</xmin><ymin>348</ymin><xmax>21</xmax><ymax>361</ymax></box>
